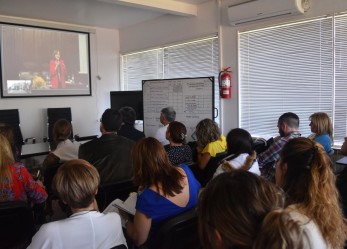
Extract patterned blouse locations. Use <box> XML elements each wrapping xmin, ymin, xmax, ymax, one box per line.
<box><xmin>164</xmin><ymin>144</ymin><xmax>193</xmax><ymax>165</ymax></box>
<box><xmin>0</xmin><ymin>163</ymin><xmax>47</xmax><ymax>204</ymax></box>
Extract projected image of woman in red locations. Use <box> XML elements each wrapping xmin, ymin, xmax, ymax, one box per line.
<box><xmin>50</xmin><ymin>50</ymin><xmax>67</xmax><ymax>89</ymax></box>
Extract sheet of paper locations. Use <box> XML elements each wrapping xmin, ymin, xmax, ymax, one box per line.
<box><xmin>336</xmin><ymin>156</ymin><xmax>347</xmax><ymax>165</ymax></box>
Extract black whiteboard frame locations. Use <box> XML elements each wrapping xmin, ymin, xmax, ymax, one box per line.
<box><xmin>142</xmin><ymin>76</ymin><xmax>215</xmax><ymax>141</ymax></box>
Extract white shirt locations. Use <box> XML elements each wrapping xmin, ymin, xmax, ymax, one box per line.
<box><xmin>286</xmin><ymin>205</ymin><xmax>329</xmax><ymax>249</ymax></box>
<box><xmin>53</xmin><ymin>139</ymin><xmax>80</xmax><ymax>162</ymax></box>
<box><xmin>154</xmin><ymin>124</ymin><xmax>169</xmax><ymax>146</ymax></box>
<box><xmin>214</xmin><ymin>153</ymin><xmax>260</xmax><ymax>178</ymax></box>
<box><xmin>28</xmin><ymin>211</ymin><xmax>127</xmax><ymax>249</ymax></box>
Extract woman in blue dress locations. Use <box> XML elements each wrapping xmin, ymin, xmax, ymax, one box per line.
<box><xmin>121</xmin><ymin>137</ymin><xmax>201</xmax><ymax>247</ymax></box>
<box><xmin>308</xmin><ymin>112</ymin><xmax>334</xmax><ymax>155</ymax></box>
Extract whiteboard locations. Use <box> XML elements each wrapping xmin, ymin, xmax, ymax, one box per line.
<box><xmin>143</xmin><ymin>77</ymin><xmax>214</xmax><ymax>142</ymax></box>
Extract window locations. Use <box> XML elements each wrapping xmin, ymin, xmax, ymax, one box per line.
<box><xmin>239</xmin><ymin>14</ymin><xmax>347</xmax><ymax>145</ymax></box>
<box><xmin>121</xmin><ymin>36</ymin><xmax>220</xmax><ymax>121</ymax></box>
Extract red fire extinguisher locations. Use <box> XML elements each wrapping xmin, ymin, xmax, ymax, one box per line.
<box><xmin>219</xmin><ymin>67</ymin><xmax>232</xmax><ymax>98</ymax></box>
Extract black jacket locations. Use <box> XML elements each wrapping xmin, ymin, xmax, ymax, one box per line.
<box><xmin>78</xmin><ymin>133</ymin><xmax>134</xmax><ymax>185</ymax></box>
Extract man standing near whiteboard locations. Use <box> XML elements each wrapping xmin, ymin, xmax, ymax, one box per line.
<box><xmin>154</xmin><ymin>107</ymin><xmax>176</xmax><ymax>146</ymax></box>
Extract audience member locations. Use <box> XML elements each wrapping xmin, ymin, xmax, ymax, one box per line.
<box><xmin>0</xmin><ymin>123</ymin><xmax>21</xmax><ymax>162</ymax></box>
<box><xmin>79</xmin><ymin>109</ymin><xmax>134</xmax><ymax>185</ymax></box>
<box><xmin>253</xmin><ymin>209</ymin><xmax>308</xmax><ymax>249</ymax></box>
<box><xmin>258</xmin><ymin>112</ymin><xmax>300</xmax><ymax>182</ymax></box>
<box><xmin>198</xmin><ymin>170</ymin><xmax>284</xmax><ymax>249</ymax></box>
<box><xmin>154</xmin><ymin>107</ymin><xmax>176</xmax><ymax>145</ymax></box>
<box><xmin>28</xmin><ymin>159</ymin><xmax>127</xmax><ymax>249</ymax></box>
<box><xmin>308</xmin><ymin>112</ymin><xmax>334</xmax><ymax>155</ymax></box>
<box><xmin>214</xmin><ymin>128</ymin><xmax>259</xmax><ymax>177</ymax></box>
<box><xmin>164</xmin><ymin>121</ymin><xmax>193</xmax><ymax>165</ymax></box>
<box><xmin>276</xmin><ymin>137</ymin><xmax>346</xmax><ymax>248</ymax></box>
<box><xmin>0</xmin><ymin>134</ymin><xmax>47</xmax><ymax>203</ymax></box>
<box><xmin>118</xmin><ymin>106</ymin><xmax>145</xmax><ymax>142</ymax></box>
<box><xmin>42</xmin><ymin>119</ymin><xmax>80</xmax><ymax>170</ymax></box>
<box><xmin>120</xmin><ymin>137</ymin><xmax>201</xmax><ymax>247</ymax></box>
<box><xmin>195</xmin><ymin>118</ymin><xmax>227</xmax><ymax>170</ymax></box>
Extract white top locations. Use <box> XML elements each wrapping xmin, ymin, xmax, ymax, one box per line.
<box><xmin>214</xmin><ymin>153</ymin><xmax>260</xmax><ymax>178</ymax></box>
<box><xmin>53</xmin><ymin>139</ymin><xmax>80</xmax><ymax>162</ymax></box>
<box><xmin>154</xmin><ymin>124</ymin><xmax>169</xmax><ymax>146</ymax></box>
<box><xmin>28</xmin><ymin>211</ymin><xmax>127</xmax><ymax>249</ymax></box>
<box><xmin>286</xmin><ymin>205</ymin><xmax>329</xmax><ymax>249</ymax></box>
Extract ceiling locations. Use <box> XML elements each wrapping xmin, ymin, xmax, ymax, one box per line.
<box><xmin>0</xmin><ymin>0</ymin><xmax>211</xmax><ymax>29</ymax></box>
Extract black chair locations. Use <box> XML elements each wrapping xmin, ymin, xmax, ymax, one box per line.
<box><xmin>96</xmin><ymin>180</ymin><xmax>137</xmax><ymax>212</ymax></box>
<box><xmin>47</xmin><ymin>107</ymin><xmax>72</xmax><ymax>149</ymax></box>
<box><xmin>0</xmin><ymin>109</ymin><xmax>36</xmax><ymax>149</ymax></box>
<box><xmin>0</xmin><ymin>201</ymin><xmax>36</xmax><ymax>249</ymax></box>
<box><xmin>150</xmin><ymin>208</ymin><xmax>201</xmax><ymax>249</ymax></box>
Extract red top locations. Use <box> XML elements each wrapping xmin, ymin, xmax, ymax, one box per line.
<box><xmin>0</xmin><ymin>163</ymin><xmax>47</xmax><ymax>204</ymax></box>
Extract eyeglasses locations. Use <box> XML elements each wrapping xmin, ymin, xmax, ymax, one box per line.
<box><xmin>100</xmin><ymin>118</ymin><xmax>102</xmax><ymax>123</ymax></box>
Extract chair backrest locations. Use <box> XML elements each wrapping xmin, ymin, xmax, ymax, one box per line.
<box><xmin>47</xmin><ymin>107</ymin><xmax>72</xmax><ymax>148</ymax></box>
<box><xmin>0</xmin><ymin>201</ymin><xmax>36</xmax><ymax>249</ymax></box>
<box><xmin>0</xmin><ymin>109</ymin><xmax>24</xmax><ymax>147</ymax></box>
<box><xmin>151</xmin><ymin>208</ymin><xmax>201</xmax><ymax>249</ymax></box>
<box><xmin>201</xmin><ymin>151</ymin><xmax>229</xmax><ymax>187</ymax></box>
<box><xmin>96</xmin><ymin>180</ymin><xmax>137</xmax><ymax>212</ymax></box>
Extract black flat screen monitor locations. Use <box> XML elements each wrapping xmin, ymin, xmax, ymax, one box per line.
<box><xmin>110</xmin><ymin>91</ymin><xmax>143</xmax><ymax>120</ymax></box>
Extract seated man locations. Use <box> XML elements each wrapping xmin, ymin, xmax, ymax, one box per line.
<box><xmin>258</xmin><ymin>112</ymin><xmax>300</xmax><ymax>182</ymax></box>
<box><xmin>154</xmin><ymin>107</ymin><xmax>176</xmax><ymax>146</ymax></box>
<box><xmin>118</xmin><ymin>106</ymin><xmax>145</xmax><ymax>142</ymax></box>
<box><xmin>79</xmin><ymin>109</ymin><xmax>134</xmax><ymax>185</ymax></box>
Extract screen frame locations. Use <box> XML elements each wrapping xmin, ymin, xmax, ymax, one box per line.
<box><xmin>0</xmin><ymin>22</ymin><xmax>92</xmax><ymax>98</ymax></box>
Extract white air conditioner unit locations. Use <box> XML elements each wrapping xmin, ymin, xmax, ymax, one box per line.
<box><xmin>228</xmin><ymin>0</ymin><xmax>310</xmax><ymax>26</ymax></box>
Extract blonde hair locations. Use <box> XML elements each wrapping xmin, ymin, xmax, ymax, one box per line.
<box><xmin>279</xmin><ymin>137</ymin><xmax>346</xmax><ymax>248</ymax></box>
<box><xmin>53</xmin><ymin>159</ymin><xmax>99</xmax><ymax>209</ymax></box>
<box><xmin>196</xmin><ymin>119</ymin><xmax>221</xmax><ymax>148</ymax></box>
<box><xmin>309</xmin><ymin>112</ymin><xmax>333</xmax><ymax>142</ymax></box>
<box><xmin>0</xmin><ymin>123</ymin><xmax>14</xmax><ymax>146</ymax></box>
<box><xmin>253</xmin><ymin>209</ymin><xmax>306</xmax><ymax>249</ymax></box>
<box><xmin>0</xmin><ymin>134</ymin><xmax>14</xmax><ymax>186</ymax></box>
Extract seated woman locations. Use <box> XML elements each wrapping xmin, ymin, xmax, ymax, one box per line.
<box><xmin>276</xmin><ymin>137</ymin><xmax>346</xmax><ymax>248</ymax></box>
<box><xmin>214</xmin><ymin>128</ymin><xmax>260</xmax><ymax>177</ymax></box>
<box><xmin>121</xmin><ymin>137</ymin><xmax>201</xmax><ymax>247</ymax></box>
<box><xmin>195</xmin><ymin>118</ymin><xmax>227</xmax><ymax>170</ymax></box>
<box><xmin>28</xmin><ymin>159</ymin><xmax>127</xmax><ymax>249</ymax></box>
<box><xmin>164</xmin><ymin>121</ymin><xmax>193</xmax><ymax>165</ymax></box>
<box><xmin>0</xmin><ymin>123</ymin><xmax>21</xmax><ymax>162</ymax></box>
<box><xmin>0</xmin><ymin>134</ymin><xmax>47</xmax><ymax>204</ymax></box>
<box><xmin>42</xmin><ymin>119</ymin><xmax>80</xmax><ymax>170</ymax></box>
<box><xmin>198</xmin><ymin>170</ymin><xmax>285</xmax><ymax>248</ymax></box>
<box><xmin>308</xmin><ymin>112</ymin><xmax>334</xmax><ymax>154</ymax></box>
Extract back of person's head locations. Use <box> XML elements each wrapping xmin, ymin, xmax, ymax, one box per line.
<box><xmin>132</xmin><ymin>137</ymin><xmax>183</xmax><ymax>196</ymax></box>
<box><xmin>161</xmin><ymin>107</ymin><xmax>176</xmax><ymax>123</ymax></box>
<box><xmin>253</xmin><ymin>209</ymin><xmax>307</xmax><ymax>249</ymax></box>
<box><xmin>195</xmin><ymin>119</ymin><xmax>221</xmax><ymax>148</ymax></box>
<box><xmin>309</xmin><ymin>112</ymin><xmax>333</xmax><ymax>138</ymax></box>
<box><xmin>101</xmin><ymin>109</ymin><xmax>122</xmax><ymax>132</ymax></box>
<box><xmin>167</xmin><ymin>121</ymin><xmax>187</xmax><ymax>144</ymax></box>
<box><xmin>277</xmin><ymin>137</ymin><xmax>346</xmax><ymax>248</ymax></box>
<box><xmin>53</xmin><ymin>159</ymin><xmax>99</xmax><ymax>209</ymax></box>
<box><xmin>226</xmin><ymin>128</ymin><xmax>253</xmax><ymax>155</ymax></box>
<box><xmin>0</xmin><ymin>134</ymin><xmax>14</xmax><ymax>185</ymax></box>
<box><xmin>278</xmin><ymin>112</ymin><xmax>299</xmax><ymax>129</ymax></box>
<box><xmin>0</xmin><ymin>123</ymin><xmax>14</xmax><ymax>146</ymax></box>
<box><xmin>198</xmin><ymin>170</ymin><xmax>284</xmax><ymax>249</ymax></box>
<box><xmin>119</xmin><ymin>106</ymin><xmax>136</xmax><ymax>125</ymax></box>
<box><xmin>53</xmin><ymin>119</ymin><xmax>72</xmax><ymax>143</ymax></box>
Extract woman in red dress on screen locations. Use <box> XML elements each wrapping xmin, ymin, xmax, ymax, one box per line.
<box><xmin>50</xmin><ymin>50</ymin><xmax>67</xmax><ymax>89</ymax></box>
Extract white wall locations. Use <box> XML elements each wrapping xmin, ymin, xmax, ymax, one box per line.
<box><xmin>120</xmin><ymin>0</ymin><xmax>347</xmax><ymax>135</ymax></box>
<box><xmin>0</xmin><ymin>19</ymin><xmax>120</xmax><ymax>141</ymax></box>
